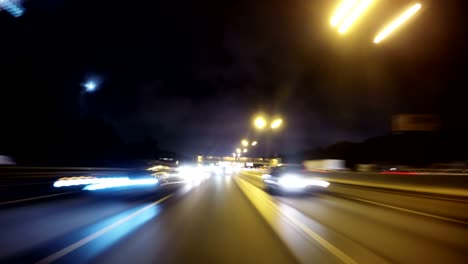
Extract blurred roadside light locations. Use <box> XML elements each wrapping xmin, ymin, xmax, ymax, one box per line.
<box><xmin>338</xmin><ymin>0</ymin><xmax>375</xmax><ymax>34</ymax></box>
<box><xmin>254</xmin><ymin>116</ymin><xmax>267</xmax><ymax>130</ymax></box>
<box><xmin>147</xmin><ymin>165</ymin><xmax>169</xmax><ymax>171</ymax></box>
<box><xmin>236</xmin><ymin>148</ymin><xmax>241</xmax><ymax>154</ymax></box>
<box><xmin>241</xmin><ymin>139</ymin><xmax>249</xmax><ymax>147</ymax></box>
<box><xmin>330</xmin><ymin>0</ymin><xmax>358</xmax><ymax>27</ymax></box>
<box><xmin>251</xmin><ymin>141</ymin><xmax>258</xmax><ymax>146</ymax></box>
<box><xmin>243</xmin><ymin>148</ymin><xmax>248</xmax><ymax>153</ymax></box>
<box><xmin>271</xmin><ymin>118</ymin><xmax>283</xmax><ymax>129</ymax></box>
<box><xmin>232</xmin><ymin>153</ymin><xmax>236</xmax><ymax>157</ymax></box>
<box><xmin>374</xmin><ymin>3</ymin><xmax>422</xmax><ymax>44</ymax></box>
<box><xmin>54</xmin><ymin>176</ymin><xmax>97</xmax><ymax>187</ymax></box>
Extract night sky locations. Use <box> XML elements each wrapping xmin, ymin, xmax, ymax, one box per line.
<box><xmin>1</xmin><ymin>0</ymin><xmax>467</xmax><ymax>158</ymax></box>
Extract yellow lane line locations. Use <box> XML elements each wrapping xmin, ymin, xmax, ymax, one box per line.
<box><xmin>235</xmin><ymin>176</ymin><xmax>358</xmax><ymax>264</ymax></box>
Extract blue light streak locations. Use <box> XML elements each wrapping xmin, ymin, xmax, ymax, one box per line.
<box><xmin>0</xmin><ymin>0</ymin><xmax>24</xmax><ymax>17</ymax></box>
<box><xmin>83</xmin><ymin>178</ymin><xmax>159</xmax><ymax>191</ymax></box>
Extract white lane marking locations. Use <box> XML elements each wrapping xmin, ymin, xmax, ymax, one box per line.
<box><xmin>0</xmin><ymin>192</ymin><xmax>76</xmax><ymax>205</ymax></box>
<box><xmin>332</xmin><ymin>193</ymin><xmax>468</xmax><ymax>225</ymax></box>
<box><xmin>35</xmin><ymin>194</ymin><xmax>173</xmax><ymax>264</ymax></box>
<box><xmin>235</xmin><ymin>177</ymin><xmax>358</xmax><ymax>264</ymax></box>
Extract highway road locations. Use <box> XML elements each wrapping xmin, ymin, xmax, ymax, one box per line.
<box><xmin>0</xmin><ymin>170</ymin><xmax>467</xmax><ymax>263</ymax></box>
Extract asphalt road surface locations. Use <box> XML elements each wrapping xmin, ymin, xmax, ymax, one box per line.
<box><xmin>0</xmin><ymin>172</ymin><xmax>467</xmax><ymax>264</ymax></box>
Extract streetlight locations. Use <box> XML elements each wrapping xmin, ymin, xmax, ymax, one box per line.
<box><xmin>243</xmin><ymin>148</ymin><xmax>248</xmax><ymax>153</ymax></box>
<box><xmin>251</xmin><ymin>141</ymin><xmax>258</xmax><ymax>146</ymax></box>
<box><xmin>330</xmin><ymin>0</ymin><xmax>357</xmax><ymax>27</ymax></box>
<box><xmin>241</xmin><ymin>139</ymin><xmax>249</xmax><ymax>147</ymax></box>
<box><xmin>337</xmin><ymin>0</ymin><xmax>375</xmax><ymax>34</ymax></box>
<box><xmin>373</xmin><ymin>3</ymin><xmax>422</xmax><ymax>44</ymax></box>
<box><xmin>232</xmin><ymin>153</ymin><xmax>236</xmax><ymax>157</ymax></box>
<box><xmin>254</xmin><ymin>116</ymin><xmax>267</xmax><ymax>130</ymax></box>
<box><xmin>236</xmin><ymin>148</ymin><xmax>241</xmax><ymax>154</ymax></box>
<box><xmin>83</xmin><ymin>81</ymin><xmax>97</xmax><ymax>92</ymax></box>
<box><xmin>271</xmin><ymin>118</ymin><xmax>283</xmax><ymax>129</ymax></box>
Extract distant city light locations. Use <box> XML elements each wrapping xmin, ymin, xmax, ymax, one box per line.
<box><xmin>236</xmin><ymin>148</ymin><xmax>241</xmax><ymax>154</ymax></box>
<box><xmin>251</xmin><ymin>141</ymin><xmax>258</xmax><ymax>146</ymax></box>
<box><xmin>243</xmin><ymin>148</ymin><xmax>248</xmax><ymax>153</ymax></box>
<box><xmin>241</xmin><ymin>139</ymin><xmax>249</xmax><ymax>147</ymax></box>
<box><xmin>0</xmin><ymin>0</ymin><xmax>25</xmax><ymax>17</ymax></box>
<box><xmin>374</xmin><ymin>3</ymin><xmax>422</xmax><ymax>44</ymax></box>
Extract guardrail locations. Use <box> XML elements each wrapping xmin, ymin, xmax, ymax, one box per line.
<box><xmin>313</xmin><ymin>171</ymin><xmax>468</xmax><ymax>197</ymax></box>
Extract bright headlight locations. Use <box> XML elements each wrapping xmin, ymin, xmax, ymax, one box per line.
<box><xmin>308</xmin><ymin>179</ymin><xmax>330</xmax><ymax>188</ymax></box>
<box><xmin>278</xmin><ymin>174</ymin><xmax>330</xmax><ymax>189</ymax></box>
<box><xmin>278</xmin><ymin>175</ymin><xmax>306</xmax><ymax>189</ymax></box>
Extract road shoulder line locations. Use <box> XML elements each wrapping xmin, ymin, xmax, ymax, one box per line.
<box><xmin>0</xmin><ymin>192</ymin><xmax>76</xmax><ymax>206</ymax></box>
<box><xmin>35</xmin><ymin>194</ymin><xmax>173</xmax><ymax>264</ymax></box>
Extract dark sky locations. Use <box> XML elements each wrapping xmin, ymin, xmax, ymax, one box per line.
<box><xmin>1</xmin><ymin>0</ymin><xmax>467</xmax><ymax>157</ymax></box>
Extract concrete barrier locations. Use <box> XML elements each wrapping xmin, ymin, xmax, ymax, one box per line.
<box><xmin>312</xmin><ymin>171</ymin><xmax>468</xmax><ymax>197</ymax></box>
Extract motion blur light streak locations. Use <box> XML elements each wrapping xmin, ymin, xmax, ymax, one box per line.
<box><xmin>83</xmin><ymin>178</ymin><xmax>158</xmax><ymax>190</ymax></box>
<box><xmin>77</xmin><ymin>206</ymin><xmax>161</xmax><ymax>263</ymax></box>
<box><xmin>278</xmin><ymin>176</ymin><xmax>307</xmax><ymax>189</ymax></box>
<box><xmin>36</xmin><ymin>195</ymin><xmax>172</xmax><ymax>264</ymax></box>
<box><xmin>271</xmin><ymin>118</ymin><xmax>283</xmax><ymax>129</ymax></box>
<box><xmin>308</xmin><ymin>179</ymin><xmax>330</xmax><ymax>188</ymax></box>
<box><xmin>330</xmin><ymin>0</ymin><xmax>358</xmax><ymax>27</ymax></box>
<box><xmin>374</xmin><ymin>3</ymin><xmax>422</xmax><ymax>43</ymax></box>
<box><xmin>53</xmin><ymin>176</ymin><xmax>99</xmax><ymax>187</ymax></box>
<box><xmin>0</xmin><ymin>0</ymin><xmax>24</xmax><ymax>17</ymax></box>
<box><xmin>338</xmin><ymin>0</ymin><xmax>375</xmax><ymax>34</ymax></box>
<box><xmin>277</xmin><ymin>174</ymin><xmax>330</xmax><ymax>189</ymax></box>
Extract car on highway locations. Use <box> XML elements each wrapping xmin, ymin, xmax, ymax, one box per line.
<box><xmin>262</xmin><ymin>165</ymin><xmax>330</xmax><ymax>194</ymax></box>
